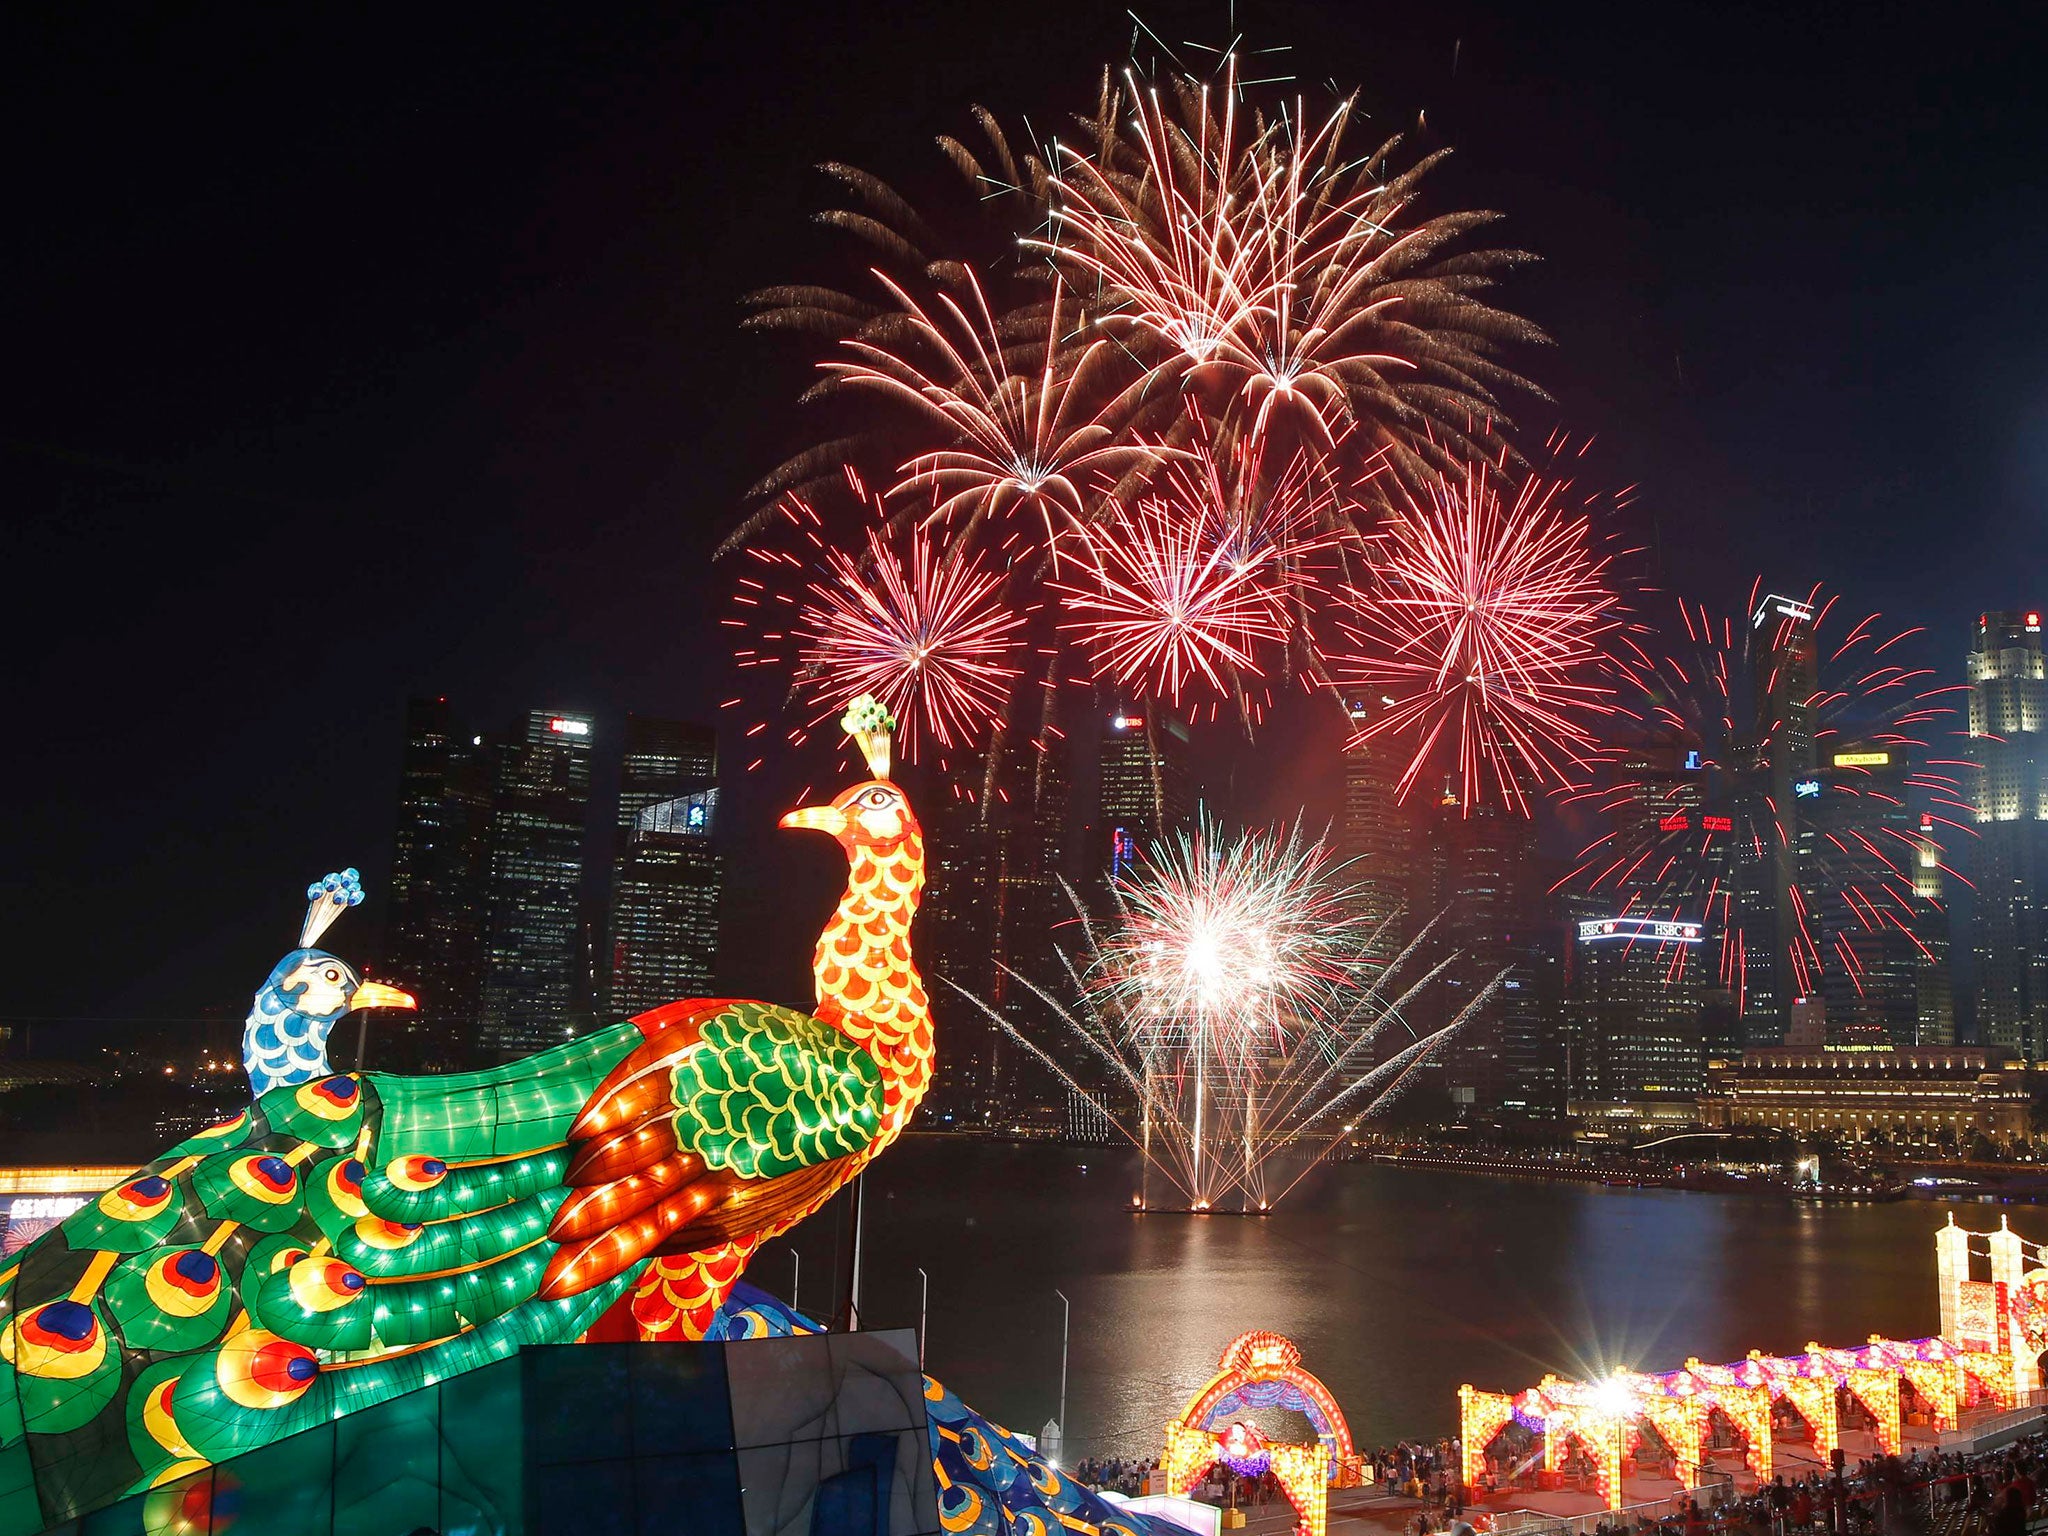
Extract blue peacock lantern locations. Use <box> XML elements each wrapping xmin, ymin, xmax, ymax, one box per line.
<box><xmin>239</xmin><ymin>870</ymin><xmax>414</xmax><ymax>1095</ymax></box>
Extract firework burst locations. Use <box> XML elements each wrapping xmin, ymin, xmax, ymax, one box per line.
<box><xmin>721</xmin><ymin>47</ymin><xmax>1566</xmax><ymax>784</ymax></box>
<box><xmin>942</xmin><ymin>817</ymin><xmax>1507</xmax><ymax>1211</ymax></box>
<box><xmin>1557</xmin><ymin>583</ymin><xmax>1969</xmax><ymax>1024</ymax></box>
<box><xmin>1332</xmin><ymin>458</ymin><xmax>1627</xmax><ymax>813</ymax></box>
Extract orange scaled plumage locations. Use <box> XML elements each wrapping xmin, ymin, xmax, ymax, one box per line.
<box><xmin>541</xmin><ymin>759</ymin><xmax>928</xmax><ymax>1342</ymax></box>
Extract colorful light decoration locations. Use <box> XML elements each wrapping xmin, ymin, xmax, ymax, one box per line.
<box><xmin>0</xmin><ymin>699</ymin><xmax>944</xmax><ymax>1535</ymax></box>
<box><xmin>1461</xmin><ymin>1224</ymin><xmax>2033</xmax><ymax>1512</ymax></box>
<box><xmin>1165</xmin><ymin>1332</ymin><xmax>1356</xmax><ymax>1536</ymax></box>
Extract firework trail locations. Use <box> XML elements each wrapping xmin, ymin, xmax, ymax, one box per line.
<box><xmin>719</xmin><ymin>45</ymin><xmax>1572</xmax><ymax>799</ymax></box>
<box><xmin>1555</xmin><ymin>582</ymin><xmax>1968</xmax><ymax>1023</ymax></box>
<box><xmin>1332</xmin><ymin>456</ymin><xmax>1628</xmax><ymax>815</ymax></box>
<box><xmin>942</xmin><ymin>817</ymin><xmax>1492</xmax><ymax>1211</ymax></box>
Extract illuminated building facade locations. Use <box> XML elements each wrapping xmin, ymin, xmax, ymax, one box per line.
<box><xmin>381</xmin><ymin>697</ymin><xmax>493</xmax><ymax>1069</ymax></box>
<box><xmin>606</xmin><ymin>716</ymin><xmax>719</xmax><ymax>1019</ymax></box>
<box><xmin>478</xmin><ymin>710</ymin><xmax>595</xmax><ymax>1060</ymax></box>
<box><xmin>1565</xmin><ymin>914</ymin><xmax>1708</xmax><ymax>1103</ymax></box>
<box><xmin>1970</xmin><ymin>610</ymin><xmax>2048</xmax><ymax>1057</ymax></box>
<box><xmin>609</xmin><ymin>790</ymin><xmax>720</xmax><ymax>1018</ymax></box>
<box><xmin>1098</xmin><ymin>708</ymin><xmax>1194</xmax><ymax>878</ymax></box>
<box><xmin>1798</xmin><ymin>745</ymin><xmax>1953</xmax><ymax>1046</ymax></box>
<box><xmin>1698</xmin><ymin>1046</ymin><xmax>2030</xmax><ymax>1146</ymax></box>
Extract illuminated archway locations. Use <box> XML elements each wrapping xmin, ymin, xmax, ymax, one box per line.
<box><xmin>1165</xmin><ymin>1332</ymin><xmax>1357</xmax><ymax>1536</ymax></box>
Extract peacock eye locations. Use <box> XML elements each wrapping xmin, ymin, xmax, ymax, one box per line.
<box><xmin>324</xmin><ymin>969</ymin><xmax>340</xmax><ymax>983</ymax></box>
<box><xmin>864</xmin><ymin>789</ymin><xmax>891</xmax><ymax>807</ymax></box>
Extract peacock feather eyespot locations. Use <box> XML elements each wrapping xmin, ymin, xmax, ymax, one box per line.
<box><xmin>295</xmin><ymin>1075</ymin><xmax>361</xmax><ymax>1120</ymax></box>
<box><xmin>228</xmin><ymin>1155</ymin><xmax>298</xmax><ymax>1205</ymax></box>
<box><xmin>5</xmin><ymin>1299</ymin><xmax>107</xmax><ymax>1379</ymax></box>
<box><xmin>385</xmin><ymin>1154</ymin><xmax>447</xmax><ymax>1192</ymax></box>
<box><xmin>287</xmin><ymin>1257</ymin><xmax>367</xmax><ymax>1313</ymax></box>
<box><xmin>217</xmin><ymin>1329</ymin><xmax>321</xmax><ymax>1409</ymax></box>
<box><xmin>99</xmin><ymin>1176</ymin><xmax>175</xmax><ymax>1222</ymax></box>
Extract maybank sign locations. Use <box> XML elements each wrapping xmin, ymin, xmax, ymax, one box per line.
<box><xmin>1832</xmin><ymin>750</ymin><xmax>1891</xmax><ymax>767</ymax></box>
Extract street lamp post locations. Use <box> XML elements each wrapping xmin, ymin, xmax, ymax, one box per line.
<box><xmin>917</xmin><ymin>1266</ymin><xmax>929</xmax><ymax>1371</ymax></box>
<box><xmin>789</xmin><ymin>1247</ymin><xmax>800</xmax><ymax>1314</ymax></box>
<box><xmin>1054</xmin><ymin>1288</ymin><xmax>1070</xmax><ymax>1465</ymax></box>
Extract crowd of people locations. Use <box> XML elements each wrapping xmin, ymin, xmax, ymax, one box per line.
<box><xmin>1498</xmin><ymin>1434</ymin><xmax>2048</xmax><ymax>1536</ymax></box>
<box><xmin>1072</xmin><ymin>1454</ymin><xmax>1158</xmax><ymax>1498</ymax></box>
<box><xmin>1074</xmin><ymin>1427</ymin><xmax>2048</xmax><ymax>1536</ymax></box>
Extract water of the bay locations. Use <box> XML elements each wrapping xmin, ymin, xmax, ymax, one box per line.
<box><xmin>775</xmin><ymin>1139</ymin><xmax>2045</xmax><ymax>1457</ymax></box>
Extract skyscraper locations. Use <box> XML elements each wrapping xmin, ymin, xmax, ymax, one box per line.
<box><xmin>1970</xmin><ymin>610</ymin><xmax>2048</xmax><ymax>1056</ymax></box>
<box><xmin>921</xmin><ymin>726</ymin><xmax>1075</xmax><ymax>1128</ymax></box>
<box><xmin>1099</xmin><ymin>708</ymin><xmax>1194</xmax><ymax>878</ymax></box>
<box><xmin>1799</xmin><ymin>744</ymin><xmax>1950</xmax><ymax>1045</ymax></box>
<box><xmin>609</xmin><ymin>789</ymin><xmax>721</xmax><ymax>1018</ymax></box>
<box><xmin>1336</xmin><ymin>696</ymin><xmax>1425</xmax><ymax>957</ymax></box>
<box><xmin>607</xmin><ymin>716</ymin><xmax>720</xmax><ymax>1019</ymax></box>
<box><xmin>478</xmin><ymin>711</ymin><xmax>595</xmax><ymax>1060</ymax></box>
<box><xmin>1737</xmin><ymin>591</ymin><xmax>1822</xmax><ymax>1045</ymax></box>
<box><xmin>1433</xmin><ymin>790</ymin><xmax>1550</xmax><ymax>1114</ymax></box>
<box><xmin>380</xmin><ymin>697</ymin><xmax>492</xmax><ymax>1069</ymax></box>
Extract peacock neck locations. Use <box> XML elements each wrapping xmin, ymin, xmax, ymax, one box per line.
<box><xmin>812</xmin><ymin>831</ymin><xmax>929</xmax><ymax>1133</ymax></box>
<box><xmin>242</xmin><ymin>1006</ymin><xmax>334</xmax><ymax>1096</ymax></box>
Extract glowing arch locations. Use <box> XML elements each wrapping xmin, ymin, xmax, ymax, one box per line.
<box><xmin>1163</xmin><ymin>1332</ymin><xmax>1358</xmax><ymax>1536</ymax></box>
<box><xmin>1178</xmin><ymin>1331</ymin><xmax>1357</xmax><ymax>1474</ymax></box>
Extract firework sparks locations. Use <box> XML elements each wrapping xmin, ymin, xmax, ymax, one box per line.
<box><xmin>942</xmin><ymin>817</ymin><xmax>1503</xmax><ymax>1211</ymax></box>
<box><xmin>1332</xmin><ymin>459</ymin><xmax>1626</xmax><ymax>814</ymax></box>
<box><xmin>1557</xmin><ymin>583</ymin><xmax>1967</xmax><ymax>1017</ymax></box>
<box><xmin>789</xmin><ymin>518</ymin><xmax>1027</xmax><ymax>758</ymax></box>
<box><xmin>1053</xmin><ymin>493</ymin><xmax>1290</xmax><ymax>705</ymax></box>
<box><xmin>724</xmin><ymin>48</ymin><xmax>1558</xmax><ymax>755</ymax></box>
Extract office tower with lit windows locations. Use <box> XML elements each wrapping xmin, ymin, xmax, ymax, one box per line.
<box><xmin>1337</xmin><ymin>696</ymin><xmax>1426</xmax><ymax>957</ymax></box>
<box><xmin>607</xmin><ymin>715</ymin><xmax>720</xmax><ymax>1019</ymax></box>
<box><xmin>1564</xmin><ymin>913</ymin><xmax>1708</xmax><ymax>1103</ymax></box>
<box><xmin>380</xmin><ymin>697</ymin><xmax>493</xmax><ymax>1069</ymax></box>
<box><xmin>1970</xmin><ymin>609</ymin><xmax>2048</xmax><ymax>1056</ymax></box>
<box><xmin>1098</xmin><ymin>708</ymin><xmax>1194</xmax><ymax>878</ymax></box>
<box><xmin>1798</xmin><ymin>744</ymin><xmax>1951</xmax><ymax>1046</ymax></box>
<box><xmin>1737</xmin><ymin>591</ymin><xmax>1822</xmax><ymax>1046</ymax></box>
<box><xmin>477</xmin><ymin>711</ymin><xmax>595</xmax><ymax>1060</ymax></box>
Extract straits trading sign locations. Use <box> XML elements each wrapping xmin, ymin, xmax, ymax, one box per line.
<box><xmin>1578</xmin><ymin>916</ymin><xmax>1704</xmax><ymax>945</ymax></box>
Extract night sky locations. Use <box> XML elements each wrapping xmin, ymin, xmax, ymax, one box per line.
<box><xmin>4</xmin><ymin>4</ymin><xmax>2044</xmax><ymax>1048</ymax></box>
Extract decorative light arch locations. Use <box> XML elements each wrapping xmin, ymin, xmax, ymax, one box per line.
<box><xmin>1164</xmin><ymin>1332</ymin><xmax>1359</xmax><ymax>1536</ymax></box>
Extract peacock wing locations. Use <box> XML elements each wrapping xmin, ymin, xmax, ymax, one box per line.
<box><xmin>539</xmin><ymin>1001</ymin><xmax>884</xmax><ymax>1299</ymax></box>
<box><xmin>0</xmin><ymin>1019</ymin><xmax>659</xmax><ymax>1532</ymax></box>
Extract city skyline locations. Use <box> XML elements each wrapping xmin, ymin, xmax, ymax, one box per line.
<box><xmin>4</xmin><ymin>4</ymin><xmax>2045</xmax><ymax>1037</ymax></box>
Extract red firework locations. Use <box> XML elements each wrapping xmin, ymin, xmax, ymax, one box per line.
<box><xmin>1053</xmin><ymin>493</ymin><xmax>1291</xmax><ymax>707</ymax></box>
<box><xmin>1332</xmin><ymin>460</ymin><xmax>1625</xmax><ymax>814</ymax></box>
<box><xmin>1556</xmin><ymin>583</ymin><xmax>1970</xmax><ymax>1015</ymax></box>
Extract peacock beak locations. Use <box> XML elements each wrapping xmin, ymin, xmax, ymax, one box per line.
<box><xmin>779</xmin><ymin>804</ymin><xmax>847</xmax><ymax>837</ymax></box>
<box><xmin>350</xmin><ymin>981</ymin><xmax>416</xmax><ymax>1013</ymax></box>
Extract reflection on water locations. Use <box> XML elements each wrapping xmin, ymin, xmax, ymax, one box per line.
<box><xmin>785</xmin><ymin>1140</ymin><xmax>2039</xmax><ymax>1456</ymax></box>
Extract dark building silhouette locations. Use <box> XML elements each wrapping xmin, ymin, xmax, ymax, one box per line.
<box><xmin>1336</xmin><ymin>696</ymin><xmax>1427</xmax><ymax>960</ymax></box>
<box><xmin>380</xmin><ymin>697</ymin><xmax>492</xmax><ymax>1070</ymax></box>
<box><xmin>606</xmin><ymin>716</ymin><xmax>719</xmax><ymax>1019</ymax></box>
<box><xmin>477</xmin><ymin>710</ymin><xmax>595</xmax><ymax>1060</ymax></box>
<box><xmin>1432</xmin><ymin>789</ymin><xmax>1550</xmax><ymax>1115</ymax></box>
<box><xmin>921</xmin><ymin>727</ymin><xmax>1074</xmax><ymax>1128</ymax></box>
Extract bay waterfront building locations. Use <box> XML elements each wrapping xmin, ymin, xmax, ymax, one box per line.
<box><xmin>1699</xmin><ymin>1046</ymin><xmax>2030</xmax><ymax>1149</ymax></box>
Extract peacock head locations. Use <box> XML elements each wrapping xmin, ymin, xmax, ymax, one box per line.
<box><xmin>778</xmin><ymin>695</ymin><xmax>920</xmax><ymax>858</ymax></box>
<box><xmin>259</xmin><ymin>870</ymin><xmax>415</xmax><ymax>1025</ymax></box>
<box><xmin>260</xmin><ymin>948</ymin><xmax>415</xmax><ymax>1025</ymax></box>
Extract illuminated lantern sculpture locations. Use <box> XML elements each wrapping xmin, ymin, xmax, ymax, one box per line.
<box><xmin>0</xmin><ymin>696</ymin><xmax>943</xmax><ymax>1533</ymax></box>
<box><xmin>1164</xmin><ymin>1331</ymin><xmax>1354</xmax><ymax>1536</ymax></box>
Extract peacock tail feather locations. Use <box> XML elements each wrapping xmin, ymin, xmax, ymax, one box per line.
<box><xmin>0</xmin><ymin>1021</ymin><xmax>649</xmax><ymax>1534</ymax></box>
